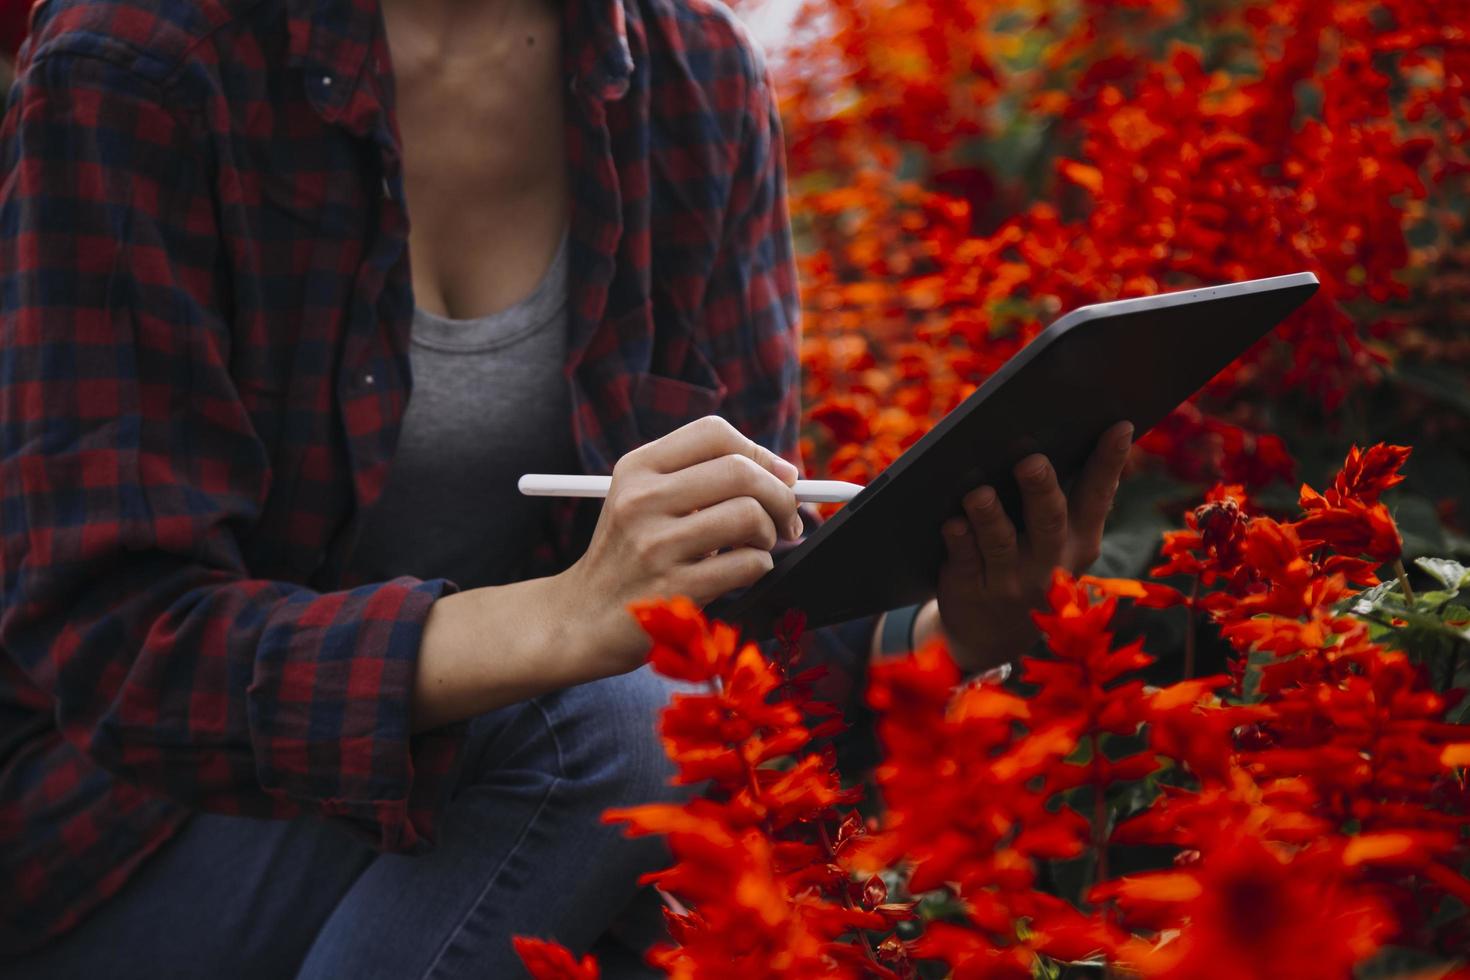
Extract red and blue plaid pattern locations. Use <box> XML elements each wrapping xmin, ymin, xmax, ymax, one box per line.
<box><xmin>0</xmin><ymin>0</ymin><xmax>876</xmax><ymax>955</ymax></box>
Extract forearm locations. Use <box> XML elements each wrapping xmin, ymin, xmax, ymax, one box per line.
<box><xmin>413</xmin><ymin>572</ymin><xmax>596</xmax><ymax>731</ymax></box>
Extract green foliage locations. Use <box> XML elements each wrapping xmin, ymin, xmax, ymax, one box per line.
<box><xmin>1342</xmin><ymin>559</ymin><xmax>1470</xmax><ymax>697</ymax></box>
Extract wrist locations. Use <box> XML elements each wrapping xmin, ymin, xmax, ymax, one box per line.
<box><xmin>916</xmin><ymin>598</ymin><xmax>1004</xmax><ymax>674</ymax></box>
<box><xmin>412</xmin><ymin>573</ymin><xmax>603</xmax><ymax>732</ymax></box>
<box><xmin>912</xmin><ymin>597</ymin><xmax>944</xmax><ymax>650</ymax></box>
<box><xmin>541</xmin><ymin>566</ymin><xmax>613</xmax><ymax>687</ymax></box>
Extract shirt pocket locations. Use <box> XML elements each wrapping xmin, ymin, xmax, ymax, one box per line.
<box><xmin>630</xmin><ymin>369</ymin><xmax>726</xmax><ymax>443</ymax></box>
<box><xmin>626</xmin><ymin>303</ymin><xmax>729</xmax><ymax>442</ymax></box>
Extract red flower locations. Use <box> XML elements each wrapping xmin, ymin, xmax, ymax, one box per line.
<box><xmin>1327</xmin><ymin>444</ymin><xmax>1413</xmax><ymax>506</ymax></box>
<box><xmin>1095</xmin><ymin>833</ymin><xmax>1394</xmax><ymax>979</ymax></box>
<box><xmin>606</xmin><ymin>597</ymin><xmax>887</xmax><ymax>976</ymax></box>
<box><xmin>1296</xmin><ymin>486</ymin><xmax>1404</xmax><ymax>565</ymax></box>
<box><xmin>629</xmin><ymin>596</ymin><xmax>740</xmax><ymax>684</ymax></box>
<box><xmin>513</xmin><ymin>937</ymin><xmax>601</xmax><ymax>980</ymax></box>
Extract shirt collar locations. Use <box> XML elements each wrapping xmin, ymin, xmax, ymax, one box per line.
<box><xmin>565</xmin><ymin>0</ymin><xmax>635</xmax><ymax>102</ymax></box>
<box><xmin>286</xmin><ymin>0</ymin><xmax>380</xmax><ymax>117</ymax></box>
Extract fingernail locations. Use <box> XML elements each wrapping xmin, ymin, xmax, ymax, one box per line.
<box><xmin>1023</xmin><ymin>458</ymin><xmax>1048</xmax><ymax>481</ymax></box>
<box><xmin>971</xmin><ymin>486</ymin><xmax>996</xmax><ymax>508</ymax></box>
<box><xmin>777</xmin><ymin>458</ymin><xmax>799</xmax><ymax>483</ymax></box>
<box><xmin>1117</xmin><ymin>423</ymin><xmax>1135</xmax><ymax>446</ymax></box>
<box><xmin>788</xmin><ymin>514</ymin><xmax>803</xmax><ymax>540</ymax></box>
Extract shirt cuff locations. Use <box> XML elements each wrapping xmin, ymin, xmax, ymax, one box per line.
<box><xmin>248</xmin><ymin>575</ymin><xmax>468</xmax><ymax>853</ymax></box>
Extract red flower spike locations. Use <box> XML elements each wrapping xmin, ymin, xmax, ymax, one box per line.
<box><xmin>607</xmin><ymin>596</ymin><xmax>882</xmax><ymax>975</ymax></box>
<box><xmin>628</xmin><ymin>596</ymin><xmax>737</xmax><ymax>683</ymax></box>
<box><xmin>1329</xmin><ymin>444</ymin><xmax>1413</xmax><ymax>506</ymax></box>
<box><xmin>512</xmin><ymin>937</ymin><xmax>601</xmax><ymax>980</ymax></box>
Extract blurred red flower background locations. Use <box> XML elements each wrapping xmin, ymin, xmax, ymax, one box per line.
<box><xmin>540</xmin><ymin>0</ymin><xmax>1470</xmax><ymax>973</ymax></box>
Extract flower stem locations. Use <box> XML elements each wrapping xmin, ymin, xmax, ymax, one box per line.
<box><xmin>817</xmin><ymin>821</ymin><xmax>885</xmax><ymax>970</ymax></box>
<box><xmin>1394</xmin><ymin>559</ymin><xmax>1416</xmax><ymax>605</ymax></box>
<box><xmin>1090</xmin><ymin>730</ymin><xmax>1109</xmax><ymax>889</ymax></box>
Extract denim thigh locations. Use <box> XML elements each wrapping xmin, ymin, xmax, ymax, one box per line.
<box><xmin>9</xmin><ymin>665</ymin><xmax>697</xmax><ymax>980</ymax></box>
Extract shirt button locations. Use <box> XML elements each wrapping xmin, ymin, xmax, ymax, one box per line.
<box><xmin>321</xmin><ymin>74</ymin><xmax>334</xmax><ymax>88</ymax></box>
<box><xmin>362</xmin><ymin>372</ymin><xmax>376</xmax><ymax>387</ymax></box>
<box><xmin>381</xmin><ymin>177</ymin><xmax>392</xmax><ymax>200</ymax></box>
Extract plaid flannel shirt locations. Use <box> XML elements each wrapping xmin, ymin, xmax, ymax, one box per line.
<box><xmin>0</xmin><ymin>0</ymin><xmax>879</xmax><ymax>956</ymax></box>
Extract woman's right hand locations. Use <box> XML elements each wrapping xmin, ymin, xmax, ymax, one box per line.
<box><xmin>556</xmin><ymin>415</ymin><xmax>802</xmax><ymax>674</ymax></box>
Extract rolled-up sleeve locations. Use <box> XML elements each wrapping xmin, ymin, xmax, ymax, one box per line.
<box><xmin>0</xmin><ymin>50</ymin><xmax>462</xmax><ymax>851</ymax></box>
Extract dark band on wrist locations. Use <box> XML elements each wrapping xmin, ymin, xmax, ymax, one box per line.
<box><xmin>878</xmin><ymin>602</ymin><xmax>923</xmax><ymax>656</ymax></box>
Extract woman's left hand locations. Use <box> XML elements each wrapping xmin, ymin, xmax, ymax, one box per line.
<box><xmin>931</xmin><ymin>421</ymin><xmax>1135</xmax><ymax>672</ymax></box>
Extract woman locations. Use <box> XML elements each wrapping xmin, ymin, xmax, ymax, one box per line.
<box><xmin>0</xmin><ymin>0</ymin><xmax>1133</xmax><ymax>974</ymax></box>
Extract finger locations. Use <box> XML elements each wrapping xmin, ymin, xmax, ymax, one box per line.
<box><xmin>1015</xmin><ymin>454</ymin><xmax>1068</xmax><ymax>567</ymax></box>
<box><xmin>963</xmin><ymin>485</ymin><xmax>1019</xmax><ymax>588</ymax></box>
<box><xmin>678</xmin><ymin>545</ymin><xmax>775</xmax><ymax>605</ymax></box>
<box><xmin>941</xmin><ymin>515</ymin><xmax>985</xmax><ymax>577</ymax></box>
<box><xmin>626</xmin><ymin>415</ymin><xmax>798</xmax><ymax>486</ymax></box>
<box><xmin>658</xmin><ymin>452</ymin><xmax>801</xmax><ymax>541</ymax></box>
<box><xmin>673</xmin><ymin>495</ymin><xmax>780</xmax><ymax>561</ymax></box>
<box><xmin>1068</xmin><ymin>421</ymin><xmax>1134</xmax><ymax>546</ymax></box>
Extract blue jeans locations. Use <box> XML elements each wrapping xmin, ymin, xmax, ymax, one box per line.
<box><xmin>11</xmin><ymin>665</ymin><xmax>700</xmax><ymax>979</ymax></box>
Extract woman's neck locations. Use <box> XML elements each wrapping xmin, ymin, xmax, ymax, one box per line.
<box><xmin>380</xmin><ymin>0</ymin><xmax>570</xmax><ymax>322</ymax></box>
<box><xmin>382</xmin><ymin>0</ymin><xmax>559</xmax><ymax>71</ymax></box>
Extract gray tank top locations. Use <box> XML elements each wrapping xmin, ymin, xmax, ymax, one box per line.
<box><xmin>349</xmin><ymin>232</ymin><xmax>578</xmax><ymax>589</ymax></box>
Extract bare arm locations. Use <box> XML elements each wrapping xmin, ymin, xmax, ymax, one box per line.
<box><xmin>411</xmin><ymin>575</ymin><xmax>585</xmax><ymax>731</ymax></box>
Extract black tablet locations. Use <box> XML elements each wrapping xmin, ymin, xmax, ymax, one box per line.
<box><xmin>705</xmin><ymin>272</ymin><xmax>1320</xmax><ymax>640</ymax></box>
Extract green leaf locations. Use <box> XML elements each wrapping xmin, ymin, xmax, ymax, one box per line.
<box><xmin>1374</xmin><ymin>599</ymin><xmax>1470</xmax><ymax>644</ymax></box>
<box><xmin>1093</xmin><ymin>525</ymin><xmax>1168</xmax><ymax>581</ymax></box>
<box><xmin>914</xmin><ymin>888</ymin><xmax>967</xmax><ymax>924</ymax></box>
<box><xmin>1364</xmin><ymin>619</ymin><xmax>1396</xmax><ymax>642</ymax></box>
<box><xmin>1241</xmin><ymin>646</ymin><xmax>1277</xmax><ymax>704</ymax></box>
<box><xmin>1447</xmin><ymin>687</ymin><xmax>1470</xmax><ymax>726</ymax></box>
<box><xmin>1111</xmin><ymin>766</ymin><xmax>1166</xmax><ymax>823</ymax></box>
<box><xmin>1343</xmin><ymin>581</ymin><xmax>1397</xmax><ymax>617</ymax></box>
<box><xmin>1416</xmin><ymin>557</ymin><xmax>1470</xmax><ymax>591</ymax></box>
<box><xmin>1031</xmin><ymin>953</ymin><xmax>1064</xmax><ymax>980</ymax></box>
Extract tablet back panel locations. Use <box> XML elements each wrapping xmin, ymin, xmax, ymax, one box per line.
<box><xmin>706</xmin><ymin>273</ymin><xmax>1319</xmax><ymax>641</ymax></box>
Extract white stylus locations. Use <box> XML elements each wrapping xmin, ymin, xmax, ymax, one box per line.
<box><xmin>518</xmin><ymin>473</ymin><xmax>865</xmax><ymax>503</ymax></box>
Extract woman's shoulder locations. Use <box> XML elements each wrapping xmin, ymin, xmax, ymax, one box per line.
<box><xmin>20</xmin><ymin>0</ymin><xmax>285</xmax><ymax>89</ymax></box>
<box><xmin>635</xmin><ymin>0</ymin><xmax>771</xmax><ymax>92</ymax></box>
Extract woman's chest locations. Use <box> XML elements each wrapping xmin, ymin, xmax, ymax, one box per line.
<box><xmin>387</xmin><ymin>6</ymin><xmax>570</xmax><ymax>321</ymax></box>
